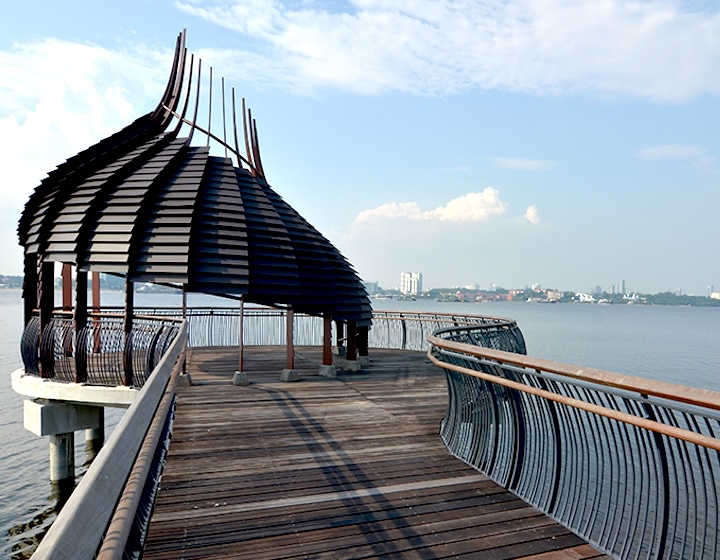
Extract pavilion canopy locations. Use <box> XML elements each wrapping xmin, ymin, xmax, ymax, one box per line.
<box><xmin>17</xmin><ymin>32</ymin><xmax>371</xmax><ymax>325</ymax></box>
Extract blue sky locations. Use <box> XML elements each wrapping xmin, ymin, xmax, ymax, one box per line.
<box><xmin>1</xmin><ymin>0</ymin><xmax>719</xmax><ymax>294</ymax></box>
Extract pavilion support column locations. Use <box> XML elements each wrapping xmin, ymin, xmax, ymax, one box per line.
<box><xmin>61</xmin><ymin>263</ymin><xmax>72</xmax><ymax>311</ymax></box>
<box><xmin>319</xmin><ymin>315</ymin><xmax>336</xmax><ymax>377</ymax></box>
<box><xmin>38</xmin><ymin>256</ymin><xmax>55</xmax><ymax>378</ymax></box>
<box><xmin>334</xmin><ymin>320</ymin><xmax>346</xmax><ymax>357</ymax></box>
<box><xmin>345</xmin><ymin>320</ymin><xmax>359</xmax><ymax>371</ymax></box>
<box><xmin>91</xmin><ymin>272</ymin><xmax>101</xmax><ymax>353</ymax></box>
<box><xmin>358</xmin><ymin>325</ymin><xmax>370</xmax><ymax>367</ymax></box>
<box><xmin>123</xmin><ymin>278</ymin><xmax>134</xmax><ymax>386</ymax></box>
<box><xmin>22</xmin><ymin>252</ymin><xmax>38</xmax><ymax>327</ymax></box>
<box><xmin>232</xmin><ymin>299</ymin><xmax>249</xmax><ymax>386</ymax></box>
<box><xmin>280</xmin><ymin>307</ymin><xmax>299</xmax><ymax>381</ymax></box>
<box><xmin>74</xmin><ymin>270</ymin><xmax>88</xmax><ymax>383</ymax></box>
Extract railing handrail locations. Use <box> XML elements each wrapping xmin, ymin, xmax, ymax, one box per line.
<box><xmin>428</xmin><ymin>333</ymin><xmax>720</xmax><ymax>414</ymax></box>
<box><xmin>430</xmin><ymin>321</ymin><xmax>720</xmax><ymax>560</ymax></box>
<box><xmin>31</xmin><ymin>321</ymin><xmax>187</xmax><ymax>560</ymax></box>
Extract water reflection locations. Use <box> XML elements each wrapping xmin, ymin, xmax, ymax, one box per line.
<box><xmin>8</xmin><ymin>478</ymin><xmax>75</xmax><ymax>560</ymax></box>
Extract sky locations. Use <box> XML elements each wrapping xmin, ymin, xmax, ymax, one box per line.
<box><xmin>1</xmin><ymin>0</ymin><xmax>719</xmax><ymax>295</ymax></box>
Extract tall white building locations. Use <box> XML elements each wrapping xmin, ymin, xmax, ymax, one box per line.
<box><xmin>400</xmin><ymin>272</ymin><xmax>422</xmax><ymax>296</ymax></box>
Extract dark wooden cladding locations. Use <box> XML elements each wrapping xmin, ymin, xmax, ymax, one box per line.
<box><xmin>143</xmin><ymin>347</ymin><xmax>609</xmax><ymax>560</ymax></box>
<box><xmin>17</xmin><ymin>31</ymin><xmax>370</xmax><ymax>325</ymax></box>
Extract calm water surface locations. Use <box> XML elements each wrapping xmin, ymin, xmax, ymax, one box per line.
<box><xmin>1</xmin><ymin>291</ymin><xmax>719</xmax><ymax>557</ymax></box>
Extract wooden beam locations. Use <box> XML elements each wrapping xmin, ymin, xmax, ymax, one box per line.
<box><xmin>346</xmin><ymin>320</ymin><xmax>357</xmax><ymax>361</ymax></box>
<box><xmin>322</xmin><ymin>315</ymin><xmax>333</xmax><ymax>366</ymax></box>
<box><xmin>286</xmin><ymin>308</ymin><xmax>294</xmax><ymax>370</ymax></box>
<box><xmin>61</xmin><ymin>263</ymin><xmax>72</xmax><ymax>310</ymax></box>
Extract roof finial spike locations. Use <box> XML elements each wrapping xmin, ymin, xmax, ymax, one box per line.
<box><xmin>221</xmin><ymin>77</ymin><xmax>228</xmax><ymax>158</ymax></box>
<box><xmin>207</xmin><ymin>66</ymin><xmax>213</xmax><ymax>148</ymax></box>
<box><xmin>231</xmin><ymin>88</ymin><xmax>242</xmax><ymax>169</ymax></box>
<box><xmin>241</xmin><ymin>98</ymin><xmax>255</xmax><ymax>176</ymax></box>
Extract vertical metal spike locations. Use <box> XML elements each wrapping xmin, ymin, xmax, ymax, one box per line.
<box><xmin>221</xmin><ymin>77</ymin><xmax>228</xmax><ymax>158</ymax></box>
<box><xmin>242</xmin><ymin>98</ymin><xmax>254</xmax><ymax>175</ymax></box>
<box><xmin>207</xmin><ymin>67</ymin><xmax>213</xmax><ymax>147</ymax></box>
<box><xmin>188</xmin><ymin>58</ymin><xmax>202</xmax><ymax>143</ymax></box>
<box><xmin>231</xmin><ymin>88</ymin><xmax>242</xmax><ymax>169</ymax></box>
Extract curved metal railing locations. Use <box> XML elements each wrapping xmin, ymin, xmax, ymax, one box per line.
<box><xmin>21</xmin><ymin>313</ymin><xmax>181</xmax><ymax>388</ymax></box>
<box><xmin>429</xmin><ymin>327</ymin><xmax>720</xmax><ymax>560</ymax></box>
<box><xmin>92</xmin><ymin>307</ymin><xmax>514</xmax><ymax>351</ymax></box>
<box><xmin>31</xmin><ymin>321</ymin><xmax>187</xmax><ymax>559</ymax></box>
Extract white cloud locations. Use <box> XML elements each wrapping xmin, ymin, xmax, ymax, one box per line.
<box><xmin>635</xmin><ymin>144</ymin><xmax>706</xmax><ymax>160</ymax></box>
<box><xmin>177</xmin><ymin>0</ymin><xmax>720</xmax><ymax>101</ymax></box>
<box><xmin>355</xmin><ymin>202</ymin><xmax>423</xmax><ymax>222</ymax></box>
<box><xmin>494</xmin><ymin>157</ymin><xmax>558</xmax><ymax>171</ymax></box>
<box><xmin>0</xmin><ymin>39</ymin><xmax>168</xmax><ymax>206</ymax></box>
<box><xmin>524</xmin><ymin>205</ymin><xmax>541</xmax><ymax>225</ymax></box>
<box><xmin>355</xmin><ymin>188</ymin><xmax>507</xmax><ymax>223</ymax></box>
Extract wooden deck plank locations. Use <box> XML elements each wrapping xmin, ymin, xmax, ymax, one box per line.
<box><xmin>143</xmin><ymin>347</ymin><xmax>605</xmax><ymax>559</ymax></box>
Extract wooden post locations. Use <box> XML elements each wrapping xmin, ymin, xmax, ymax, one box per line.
<box><xmin>23</xmin><ymin>252</ymin><xmax>38</xmax><ymax>327</ymax></box>
<box><xmin>322</xmin><ymin>315</ymin><xmax>333</xmax><ymax>366</ymax></box>
<box><xmin>38</xmin><ymin>256</ymin><xmax>54</xmax><ymax>332</ymax></box>
<box><xmin>358</xmin><ymin>324</ymin><xmax>369</xmax><ymax>365</ymax></box>
<box><xmin>61</xmin><ymin>263</ymin><xmax>72</xmax><ymax>310</ymax></box>
<box><xmin>91</xmin><ymin>271</ymin><xmax>101</xmax><ymax>353</ymax></box>
<box><xmin>38</xmin><ymin>256</ymin><xmax>55</xmax><ymax>378</ymax></box>
<box><xmin>335</xmin><ymin>320</ymin><xmax>346</xmax><ymax>357</ymax></box>
<box><xmin>286</xmin><ymin>307</ymin><xmax>294</xmax><ymax>370</ymax></box>
<box><xmin>346</xmin><ymin>320</ymin><xmax>357</xmax><ymax>361</ymax></box>
<box><xmin>91</xmin><ymin>271</ymin><xmax>101</xmax><ymax>312</ymax></box>
<box><xmin>238</xmin><ymin>298</ymin><xmax>244</xmax><ymax>373</ymax></box>
<box><xmin>123</xmin><ymin>277</ymin><xmax>134</xmax><ymax>386</ymax></box>
<box><xmin>75</xmin><ymin>269</ymin><xmax>88</xmax><ymax>383</ymax></box>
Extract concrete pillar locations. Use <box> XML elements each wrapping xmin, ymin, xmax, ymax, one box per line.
<box><xmin>24</xmin><ymin>400</ymin><xmax>103</xmax><ymax>482</ymax></box>
<box><xmin>85</xmin><ymin>407</ymin><xmax>104</xmax><ymax>457</ymax></box>
<box><xmin>49</xmin><ymin>432</ymin><xmax>75</xmax><ymax>482</ymax></box>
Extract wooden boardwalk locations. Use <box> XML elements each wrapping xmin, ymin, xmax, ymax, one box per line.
<box><xmin>143</xmin><ymin>347</ymin><xmax>608</xmax><ymax>560</ymax></box>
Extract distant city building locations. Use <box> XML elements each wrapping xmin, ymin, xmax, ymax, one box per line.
<box><xmin>400</xmin><ymin>272</ymin><xmax>423</xmax><ymax>296</ymax></box>
<box><xmin>363</xmin><ymin>281</ymin><xmax>380</xmax><ymax>296</ymax></box>
<box><xmin>709</xmin><ymin>286</ymin><xmax>715</xmax><ymax>297</ymax></box>
<box><xmin>619</xmin><ymin>279</ymin><xmax>626</xmax><ymax>294</ymax></box>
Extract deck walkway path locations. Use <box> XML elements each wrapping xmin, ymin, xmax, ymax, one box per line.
<box><xmin>143</xmin><ymin>347</ymin><xmax>608</xmax><ymax>559</ymax></box>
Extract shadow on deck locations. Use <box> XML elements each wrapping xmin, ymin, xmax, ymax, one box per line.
<box><xmin>143</xmin><ymin>347</ymin><xmax>608</xmax><ymax>560</ymax></box>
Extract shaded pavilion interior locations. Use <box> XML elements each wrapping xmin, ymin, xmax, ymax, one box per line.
<box><xmin>17</xmin><ymin>31</ymin><xmax>371</xmax><ymax>372</ymax></box>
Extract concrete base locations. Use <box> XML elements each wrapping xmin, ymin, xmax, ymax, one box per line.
<box><xmin>24</xmin><ymin>400</ymin><xmax>102</xmax><ymax>437</ymax></box>
<box><xmin>50</xmin><ymin>432</ymin><xmax>75</xmax><ymax>482</ymax></box>
<box><xmin>318</xmin><ymin>365</ymin><xmax>337</xmax><ymax>377</ymax></box>
<box><xmin>359</xmin><ymin>356</ymin><xmax>370</xmax><ymax>367</ymax></box>
<box><xmin>280</xmin><ymin>369</ymin><xmax>299</xmax><ymax>382</ymax></box>
<box><xmin>233</xmin><ymin>371</ymin><xmax>250</xmax><ymax>386</ymax></box>
<box><xmin>176</xmin><ymin>373</ymin><xmax>193</xmax><ymax>386</ymax></box>
<box><xmin>344</xmin><ymin>360</ymin><xmax>360</xmax><ymax>372</ymax></box>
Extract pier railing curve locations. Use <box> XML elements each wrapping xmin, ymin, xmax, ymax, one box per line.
<box><xmin>429</xmin><ymin>324</ymin><xmax>720</xmax><ymax>560</ymax></box>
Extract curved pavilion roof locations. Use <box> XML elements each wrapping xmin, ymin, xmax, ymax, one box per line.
<box><xmin>17</xmin><ymin>32</ymin><xmax>371</xmax><ymax>325</ymax></box>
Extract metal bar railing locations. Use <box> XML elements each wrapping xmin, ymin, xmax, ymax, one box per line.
<box><xmin>21</xmin><ymin>313</ymin><xmax>181</xmax><ymax>388</ymax></box>
<box><xmin>428</xmin><ymin>327</ymin><xmax>720</xmax><ymax>560</ymax></box>
<box><xmin>31</xmin><ymin>322</ymin><xmax>187</xmax><ymax>560</ymax></box>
